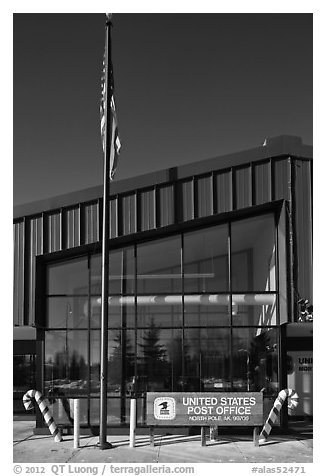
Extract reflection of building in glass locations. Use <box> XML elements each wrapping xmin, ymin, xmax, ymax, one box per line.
<box><xmin>13</xmin><ymin>136</ymin><xmax>313</xmax><ymax>431</ymax></box>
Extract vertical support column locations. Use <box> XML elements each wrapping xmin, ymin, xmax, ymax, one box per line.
<box><xmin>74</xmin><ymin>399</ymin><xmax>80</xmax><ymax>449</ymax></box>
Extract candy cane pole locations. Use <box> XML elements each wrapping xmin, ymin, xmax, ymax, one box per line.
<box><xmin>259</xmin><ymin>388</ymin><xmax>299</xmax><ymax>444</ymax></box>
<box><xmin>23</xmin><ymin>389</ymin><xmax>63</xmax><ymax>442</ymax></box>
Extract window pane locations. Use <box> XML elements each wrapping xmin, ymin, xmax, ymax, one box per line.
<box><xmin>231</xmin><ymin>294</ymin><xmax>277</xmax><ymax>326</ymax></box>
<box><xmin>137</xmin><ymin>304</ymin><xmax>182</xmax><ymax>328</ymax></box>
<box><xmin>90</xmin><ymin>247</ymin><xmax>135</xmax><ymax>295</ymax></box>
<box><xmin>47</xmin><ymin>296</ymin><xmax>88</xmax><ymax>328</ymax></box>
<box><xmin>184</xmin><ymin>328</ymin><xmax>231</xmax><ymax>391</ymax></box>
<box><xmin>231</xmin><ymin>214</ymin><xmax>276</xmax><ymax>292</ymax></box>
<box><xmin>52</xmin><ymin>398</ymin><xmax>88</xmax><ymax>425</ymax></box>
<box><xmin>90</xmin><ymin>398</ymin><xmax>125</xmax><ymax>425</ymax></box>
<box><xmin>90</xmin><ymin>330</ymin><xmax>135</xmax><ymax>397</ymax></box>
<box><xmin>184</xmin><ymin>225</ymin><xmax>229</xmax><ymax>293</ymax></box>
<box><xmin>47</xmin><ymin>257</ymin><xmax>88</xmax><ymax>295</ymax></box>
<box><xmin>44</xmin><ymin>330</ymin><xmax>88</xmax><ymax>397</ymax></box>
<box><xmin>91</xmin><ymin>296</ymin><xmax>135</xmax><ymax>328</ymax></box>
<box><xmin>137</xmin><ymin>328</ymin><xmax>182</xmax><ymax>392</ymax></box>
<box><xmin>184</xmin><ymin>303</ymin><xmax>229</xmax><ymax>326</ymax></box>
<box><xmin>232</xmin><ymin>327</ymin><xmax>279</xmax><ymax>396</ymax></box>
<box><xmin>137</xmin><ymin>236</ymin><xmax>181</xmax><ymax>294</ymax></box>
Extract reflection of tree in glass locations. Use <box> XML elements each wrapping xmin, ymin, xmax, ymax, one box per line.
<box><xmin>139</xmin><ymin>318</ymin><xmax>168</xmax><ymax>386</ymax></box>
<box><xmin>48</xmin><ymin>349</ymin><xmax>86</xmax><ymax>382</ymax></box>
<box><xmin>108</xmin><ymin>331</ymin><xmax>134</xmax><ymax>390</ymax></box>
<box><xmin>69</xmin><ymin>351</ymin><xmax>87</xmax><ymax>381</ymax></box>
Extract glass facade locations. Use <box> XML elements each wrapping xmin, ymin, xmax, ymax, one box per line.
<box><xmin>43</xmin><ymin>211</ymin><xmax>279</xmax><ymax>427</ymax></box>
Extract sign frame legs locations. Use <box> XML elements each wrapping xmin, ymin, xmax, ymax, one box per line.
<box><xmin>253</xmin><ymin>426</ymin><xmax>259</xmax><ymax>447</ymax></box>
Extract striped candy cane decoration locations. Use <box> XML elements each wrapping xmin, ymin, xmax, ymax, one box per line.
<box><xmin>23</xmin><ymin>389</ymin><xmax>62</xmax><ymax>442</ymax></box>
<box><xmin>259</xmin><ymin>388</ymin><xmax>299</xmax><ymax>444</ymax></box>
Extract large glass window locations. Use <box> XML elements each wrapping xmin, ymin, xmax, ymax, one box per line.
<box><xmin>43</xmin><ymin>210</ymin><xmax>280</xmax><ymax>428</ymax></box>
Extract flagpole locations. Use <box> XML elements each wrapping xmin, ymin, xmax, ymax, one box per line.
<box><xmin>98</xmin><ymin>14</ymin><xmax>113</xmax><ymax>450</ymax></box>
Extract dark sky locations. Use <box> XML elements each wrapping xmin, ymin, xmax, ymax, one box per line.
<box><xmin>13</xmin><ymin>13</ymin><xmax>312</xmax><ymax>206</ymax></box>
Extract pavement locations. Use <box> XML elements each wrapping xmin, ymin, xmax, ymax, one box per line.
<box><xmin>13</xmin><ymin>419</ymin><xmax>313</xmax><ymax>464</ymax></box>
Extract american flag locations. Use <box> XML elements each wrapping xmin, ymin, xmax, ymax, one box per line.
<box><xmin>100</xmin><ymin>29</ymin><xmax>121</xmax><ymax>181</ymax></box>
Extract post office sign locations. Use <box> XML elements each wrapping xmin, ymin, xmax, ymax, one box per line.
<box><xmin>146</xmin><ymin>392</ymin><xmax>263</xmax><ymax>426</ymax></box>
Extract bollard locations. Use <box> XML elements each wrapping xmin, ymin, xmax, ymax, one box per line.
<box><xmin>73</xmin><ymin>399</ymin><xmax>80</xmax><ymax>449</ymax></box>
<box><xmin>23</xmin><ymin>389</ymin><xmax>62</xmax><ymax>442</ymax></box>
<box><xmin>129</xmin><ymin>398</ymin><xmax>136</xmax><ymax>447</ymax></box>
<box><xmin>259</xmin><ymin>388</ymin><xmax>299</xmax><ymax>444</ymax></box>
<box><xmin>209</xmin><ymin>425</ymin><xmax>218</xmax><ymax>442</ymax></box>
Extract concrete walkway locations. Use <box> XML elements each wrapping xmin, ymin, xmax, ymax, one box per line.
<box><xmin>13</xmin><ymin>420</ymin><xmax>313</xmax><ymax>464</ymax></box>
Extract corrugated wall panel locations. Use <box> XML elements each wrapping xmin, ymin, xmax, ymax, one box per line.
<box><xmin>110</xmin><ymin>198</ymin><xmax>118</xmax><ymax>238</ymax></box>
<box><xmin>294</xmin><ymin>159</ymin><xmax>313</xmax><ymax>303</ymax></box>
<box><xmin>159</xmin><ymin>185</ymin><xmax>174</xmax><ymax>227</ymax></box>
<box><xmin>66</xmin><ymin>207</ymin><xmax>80</xmax><ymax>249</ymax></box>
<box><xmin>84</xmin><ymin>201</ymin><xmax>100</xmax><ymax>244</ymax></box>
<box><xmin>196</xmin><ymin>175</ymin><xmax>213</xmax><ymax>218</ymax></box>
<box><xmin>254</xmin><ymin>161</ymin><xmax>272</xmax><ymax>205</ymax></box>
<box><xmin>273</xmin><ymin>158</ymin><xmax>291</xmax><ymax>201</ymax></box>
<box><xmin>180</xmin><ymin>180</ymin><xmax>194</xmax><ymax>222</ymax></box>
<box><xmin>215</xmin><ymin>170</ymin><xmax>232</xmax><ymax>214</ymax></box>
<box><xmin>27</xmin><ymin>216</ymin><xmax>44</xmax><ymax>325</ymax></box>
<box><xmin>235</xmin><ymin>165</ymin><xmax>252</xmax><ymax>209</ymax></box>
<box><xmin>122</xmin><ymin>194</ymin><xmax>137</xmax><ymax>235</ymax></box>
<box><xmin>140</xmin><ymin>189</ymin><xmax>156</xmax><ymax>231</ymax></box>
<box><xmin>13</xmin><ymin>221</ymin><xmax>24</xmax><ymax>326</ymax></box>
<box><xmin>45</xmin><ymin>211</ymin><xmax>62</xmax><ymax>253</ymax></box>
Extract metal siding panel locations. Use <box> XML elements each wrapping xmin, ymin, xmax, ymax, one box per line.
<box><xmin>110</xmin><ymin>198</ymin><xmax>118</xmax><ymax>238</ymax></box>
<box><xmin>46</xmin><ymin>212</ymin><xmax>62</xmax><ymax>253</ymax></box>
<box><xmin>215</xmin><ymin>171</ymin><xmax>232</xmax><ymax>214</ymax></box>
<box><xmin>140</xmin><ymin>189</ymin><xmax>155</xmax><ymax>231</ymax></box>
<box><xmin>235</xmin><ymin>166</ymin><xmax>251</xmax><ymax>209</ymax></box>
<box><xmin>26</xmin><ymin>216</ymin><xmax>44</xmax><ymax>326</ymax></box>
<box><xmin>122</xmin><ymin>194</ymin><xmax>137</xmax><ymax>235</ymax></box>
<box><xmin>84</xmin><ymin>202</ymin><xmax>99</xmax><ymax>244</ymax></box>
<box><xmin>181</xmin><ymin>180</ymin><xmax>194</xmax><ymax>222</ymax></box>
<box><xmin>294</xmin><ymin>160</ymin><xmax>313</xmax><ymax>303</ymax></box>
<box><xmin>274</xmin><ymin>158</ymin><xmax>291</xmax><ymax>201</ymax></box>
<box><xmin>159</xmin><ymin>185</ymin><xmax>174</xmax><ymax>227</ymax></box>
<box><xmin>254</xmin><ymin>162</ymin><xmax>272</xmax><ymax>205</ymax></box>
<box><xmin>196</xmin><ymin>175</ymin><xmax>213</xmax><ymax>218</ymax></box>
<box><xmin>66</xmin><ymin>207</ymin><xmax>80</xmax><ymax>248</ymax></box>
<box><xmin>13</xmin><ymin>221</ymin><xmax>25</xmax><ymax>326</ymax></box>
